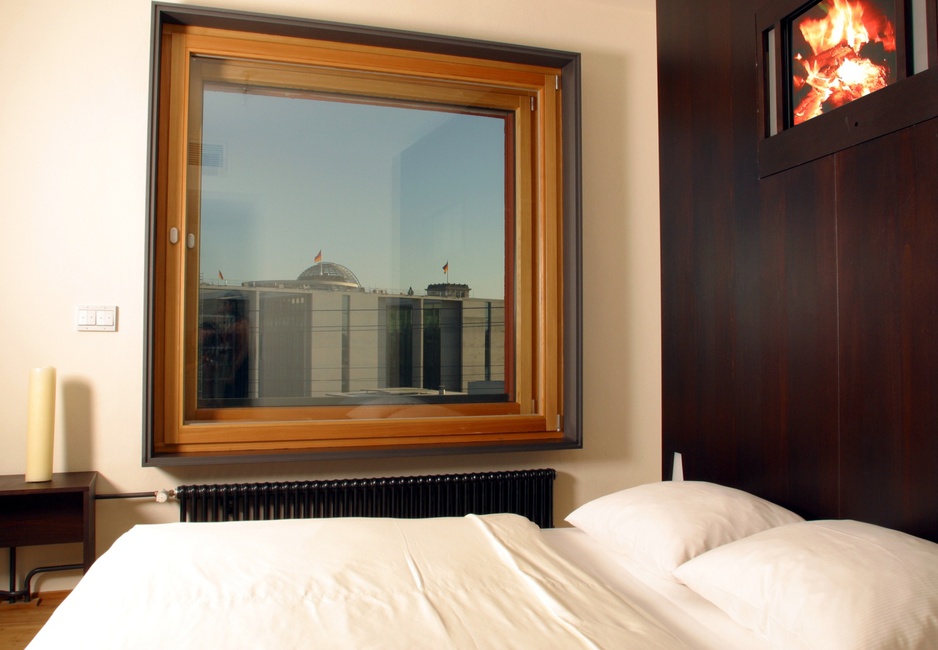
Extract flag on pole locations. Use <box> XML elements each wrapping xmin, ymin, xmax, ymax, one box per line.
<box><xmin>314</xmin><ymin>250</ymin><xmax>323</xmax><ymax>263</ymax></box>
<box><xmin>218</xmin><ymin>270</ymin><xmax>224</xmax><ymax>280</ymax></box>
<box><xmin>443</xmin><ymin>261</ymin><xmax>449</xmax><ymax>274</ymax></box>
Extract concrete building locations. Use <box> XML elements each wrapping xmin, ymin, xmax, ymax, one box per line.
<box><xmin>199</xmin><ymin>261</ymin><xmax>505</xmax><ymax>406</ymax></box>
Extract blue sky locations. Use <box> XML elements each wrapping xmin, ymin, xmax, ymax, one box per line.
<box><xmin>198</xmin><ymin>84</ymin><xmax>507</xmax><ymax>300</ymax></box>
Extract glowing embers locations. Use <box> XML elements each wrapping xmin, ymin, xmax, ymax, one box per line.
<box><xmin>791</xmin><ymin>0</ymin><xmax>896</xmax><ymax>125</ymax></box>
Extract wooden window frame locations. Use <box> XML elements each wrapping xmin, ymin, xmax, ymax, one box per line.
<box><xmin>143</xmin><ymin>4</ymin><xmax>582</xmax><ymax>465</ymax></box>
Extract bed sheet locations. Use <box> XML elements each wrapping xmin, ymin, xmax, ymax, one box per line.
<box><xmin>541</xmin><ymin>527</ymin><xmax>775</xmax><ymax>650</ymax></box>
<box><xmin>28</xmin><ymin>514</ymin><xmax>698</xmax><ymax>650</ymax></box>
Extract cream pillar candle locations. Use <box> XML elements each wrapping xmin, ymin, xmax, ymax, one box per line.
<box><xmin>25</xmin><ymin>366</ymin><xmax>56</xmax><ymax>482</ymax></box>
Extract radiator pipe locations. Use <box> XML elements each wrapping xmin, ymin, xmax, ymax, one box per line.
<box><xmin>95</xmin><ymin>489</ymin><xmax>176</xmax><ymax>502</ymax></box>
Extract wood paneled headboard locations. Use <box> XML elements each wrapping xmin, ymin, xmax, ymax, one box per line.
<box><xmin>656</xmin><ymin>0</ymin><xmax>938</xmax><ymax>543</ymax></box>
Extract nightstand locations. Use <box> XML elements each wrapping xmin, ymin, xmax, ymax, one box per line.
<box><xmin>0</xmin><ymin>471</ymin><xmax>97</xmax><ymax>602</ymax></box>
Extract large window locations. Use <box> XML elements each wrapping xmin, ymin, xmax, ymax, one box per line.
<box><xmin>144</xmin><ymin>5</ymin><xmax>581</xmax><ymax>463</ymax></box>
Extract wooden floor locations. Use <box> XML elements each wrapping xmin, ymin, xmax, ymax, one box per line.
<box><xmin>0</xmin><ymin>592</ymin><xmax>68</xmax><ymax>650</ymax></box>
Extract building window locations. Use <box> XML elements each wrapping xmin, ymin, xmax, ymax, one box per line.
<box><xmin>145</xmin><ymin>5</ymin><xmax>581</xmax><ymax>463</ymax></box>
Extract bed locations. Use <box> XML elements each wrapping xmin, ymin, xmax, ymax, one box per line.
<box><xmin>27</xmin><ymin>481</ymin><xmax>938</xmax><ymax>649</ymax></box>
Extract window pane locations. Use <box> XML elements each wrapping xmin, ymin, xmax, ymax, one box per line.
<box><xmin>190</xmin><ymin>64</ymin><xmax>510</xmax><ymax>409</ymax></box>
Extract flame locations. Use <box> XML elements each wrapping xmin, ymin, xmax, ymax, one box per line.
<box><xmin>792</xmin><ymin>0</ymin><xmax>895</xmax><ymax>125</ymax></box>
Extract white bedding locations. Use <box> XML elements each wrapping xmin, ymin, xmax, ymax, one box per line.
<box><xmin>541</xmin><ymin>527</ymin><xmax>775</xmax><ymax>650</ymax></box>
<box><xmin>29</xmin><ymin>514</ymin><xmax>700</xmax><ymax>650</ymax></box>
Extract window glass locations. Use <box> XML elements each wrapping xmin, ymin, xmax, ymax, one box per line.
<box><xmin>193</xmin><ymin>72</ymin><xmax>510</xmax><ymax>408</ymax></box>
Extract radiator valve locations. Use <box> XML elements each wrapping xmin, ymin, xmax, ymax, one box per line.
<box><xmin>155</xmin><ymin>488</ymin><xmax>171</xmax><ymax>503</ymax></box>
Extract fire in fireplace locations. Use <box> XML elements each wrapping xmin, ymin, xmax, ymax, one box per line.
<box><xmin>790</xmin><ymin>0</ymin><xmax>897</xmax><ymax>125</ymax></box>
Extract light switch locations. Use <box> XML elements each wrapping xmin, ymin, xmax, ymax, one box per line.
<box><xmin>77</xmin><ymin>305</ymin><xmax>118</xmax><ymax>332</ymax></box>
<box><xmin>96</xmin><ymin>309</ymin><xmax>114</xmax><ymax>326</ymax></box>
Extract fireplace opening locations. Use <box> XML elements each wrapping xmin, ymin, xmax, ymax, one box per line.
<box><xmin>757</xmin><ymin>0</ymin><xmax>933</xmax><ymax>177</ymax></box>
<box><xmin>789</xmin><ymin>0</ymin><xmax>897</xmax><ymax>126</ymax></box>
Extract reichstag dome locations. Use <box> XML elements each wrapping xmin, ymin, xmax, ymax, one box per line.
<box><xmin>296</xmin><ymin>262</ymin><xmax>362</xmax><ymax>290</ymax></box>
<box><xmin>245</xmin><ymin>260</ymin><xmax>363</xmax><ymax>291</ymax></box>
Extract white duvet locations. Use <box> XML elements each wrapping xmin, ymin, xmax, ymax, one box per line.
<box><xmin>29</xmin><ymin>514</ymin><xmax>689</xmax><ymax>649</ymax></box>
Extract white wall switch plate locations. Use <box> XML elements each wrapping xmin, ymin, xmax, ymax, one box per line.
<box><xmin>77</xmin><ymin>305</ymin><xmax>118</xmax><ymax>332</ymax></box>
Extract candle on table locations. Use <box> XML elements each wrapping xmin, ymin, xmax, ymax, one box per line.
<box><xmin>25</xmin><ymin>366</ymin><xmax>56</xmax><ymax>482</ymax></box>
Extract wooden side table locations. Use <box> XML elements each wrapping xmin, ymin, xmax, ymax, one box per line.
<box><xmin>0</xmin><ymin>471</ymin><xmax>97</xmax><ymax>602</ymax></box>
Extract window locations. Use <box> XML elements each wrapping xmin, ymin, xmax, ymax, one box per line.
<box><xmin>144</xmin><ymin>5</ymin><xmax>581</xmax><ymax>463</ymax></box>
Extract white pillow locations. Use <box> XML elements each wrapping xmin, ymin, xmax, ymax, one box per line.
<box><xmin>564</xmin><ymin>481</ymin><xmax>802</xmax><ymax>577</ymax></box>
<box><xmin>672</xmin><ymin>519</ymin><xmax>938</xmax><ymax>650</ymax></box>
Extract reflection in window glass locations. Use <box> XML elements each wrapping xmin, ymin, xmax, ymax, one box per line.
<box><xmin>191</xmin><ymin>75</ymin><xmax>510</xmax><ymax>408</ymax></box>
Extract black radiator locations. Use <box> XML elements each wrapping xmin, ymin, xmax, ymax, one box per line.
<box><xmin>176</xmin><ymin>469</ymin><xmax>556</xmax><ymax>528</ymax></box>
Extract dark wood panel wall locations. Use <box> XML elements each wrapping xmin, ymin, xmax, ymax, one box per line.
<box><xmin>658</xmin><ymin>0</ymin><xmax>938</xmax><ymax>542</ymax></box>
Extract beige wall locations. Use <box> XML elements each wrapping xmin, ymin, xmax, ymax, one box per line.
<box><xmin>0</xmin><ymin>0</ymin><xmax>659</xmax><ymax>591</ymax></box>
